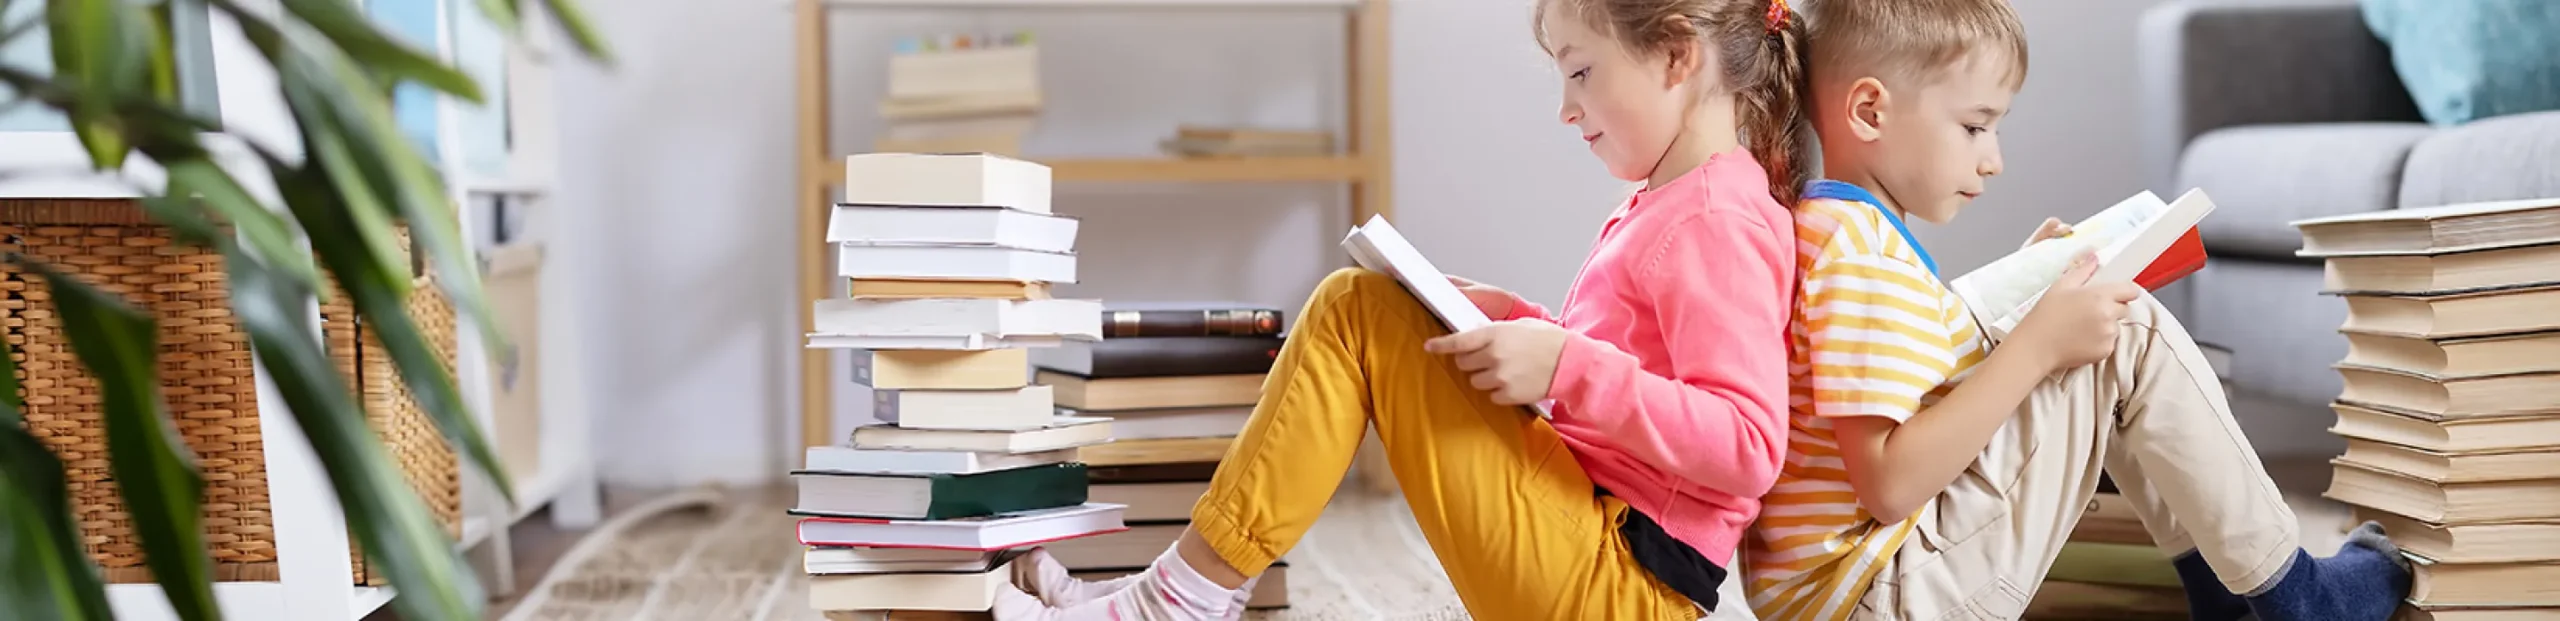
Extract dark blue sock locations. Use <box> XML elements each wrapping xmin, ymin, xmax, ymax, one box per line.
<box><xmin>2172</xmin><ymin>549</ymin><xmax>2252</xmax><ymax>621</ymax></box>
<box><xmin>2242</xmin><ymin>521</ymin><xmax>2412</xmax><ymax>621</ymax></box>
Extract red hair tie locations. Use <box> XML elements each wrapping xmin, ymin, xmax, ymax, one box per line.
<box><xmin>1766</xmin><ymin>0</ymin><xmax>1790</xmax><ymax>33</ymax></box>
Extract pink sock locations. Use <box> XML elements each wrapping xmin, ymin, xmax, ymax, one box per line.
<box><xmin>993</xmin><ymin>544</ymin><xmax>1240</xmax><ymax>621</ymax></box>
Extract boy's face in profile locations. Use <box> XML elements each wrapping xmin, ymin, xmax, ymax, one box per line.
<box><xmin>1851</xmin><ymin>51</ymin><xmax>2021</xmax><ymax>224</ymax></box>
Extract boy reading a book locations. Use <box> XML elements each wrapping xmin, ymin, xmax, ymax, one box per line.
<box><xmin>1739</xmin><ymin>1</ymin><xmax>2413</xmax><ymax>620</ymax></box>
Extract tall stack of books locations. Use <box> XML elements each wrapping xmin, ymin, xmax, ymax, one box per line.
<box><xmin>2293</xmin><ymin>197</ymin><xmax>2560</xmax><ymax>621</ymax></box>
<box><xmin>1027</xmin><ymin>302</ymin><xmax>1293</xmax><ymax>610</ymax></box>
<box><xmin>796</xmin><ymin>152</ymin><xmax>1128</xmax><ymax>616</ymax></box>
<box><xmin>874</xmin><ymin>32</ymin><xmax>1042</xmax><ymax>157</ymax></box>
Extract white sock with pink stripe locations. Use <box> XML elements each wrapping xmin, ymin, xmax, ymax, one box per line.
<box><xmin>993</xmin><ymin>544</ymin><xmax>1240</xmax><ymax>620</ymax></box>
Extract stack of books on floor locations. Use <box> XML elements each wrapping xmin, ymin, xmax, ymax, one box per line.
<box><xmin>797</xmin><ymin>152</ymin><xmax>1126</xmax><ymax>617</ymax></box>
<box><xmin>875</xmin><ymin>32</ymin><xmax>1042</xmax><ymax>157</ymax></box>
<box><xmin>1027</xmin><ymin>301</ymin><xmax>1293</xmax><ymax>610</ymax></box>
<box><xmin>2293</xmin><ymin>197</ymin><xmax>2560</xmax><ymax>621</ymax></box>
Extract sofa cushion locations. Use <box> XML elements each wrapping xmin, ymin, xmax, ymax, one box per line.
<box><xmin>2399</xmin><ymin>110</ymin><xmax>2560</xmax><ymax>209</ymax></box>
<box><xmin>2177</xmin><ymin>123</ymin><xmax>2435</xmax><ymax>260</ymax></box>
<box><xmin>2362</xmin><ymin>0</ymin><xmax>2560</xmax><ymax>125</ymax></box>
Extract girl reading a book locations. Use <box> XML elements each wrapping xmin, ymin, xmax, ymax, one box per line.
<box><xmin>997</xmin><ymin>1</ymin><xmax>1811</xmax><ymax>619</ymax></box>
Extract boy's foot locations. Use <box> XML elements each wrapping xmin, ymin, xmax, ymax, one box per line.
<box><xmin>2242</xmin><ymin>521</ymin><xmax>2413</xmax><ymax>621</ymax></box>
<box><xmin>2171</xmin><ymin>549</ymin><xmax>2252</xmax><ymax>621</ymax></box>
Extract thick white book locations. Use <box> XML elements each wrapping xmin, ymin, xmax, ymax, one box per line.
<box><xmin>1340</xmin><ymin>215</ymin><xmax>1553</xmax><ymax>419</ymax></box>
<box><xmin>827</xmin><ymin>203</ymin><xmax>1079</xmax><ymax>253</ymax></box>
<box><xmin>801</xmin><ymin>445</ymin><xmax>1076</xmax><ymax>476</ymax></box>
<box><xmin>875</xmin><ymin>385</ymin><xmax>1059</xmax><ymax>431</ymax></box>
<box><xmin>842</xmin><ymin>152</ymin><xmax>1052</xmax><ymax>214</ymax></box>
<box><xmin>812</xmin><ymin>297</ymin><xmax>1102</xmax><ymax>342</ymax></box>
<box><xmin>837</xmin><ymin>243</ymin><xmax>1077</xmax><ymax>284</ymax></box>
<box><xmin>795</xmin><ymin>502</ymin><xmax>1128</xmax><ymax>551</ymax></box>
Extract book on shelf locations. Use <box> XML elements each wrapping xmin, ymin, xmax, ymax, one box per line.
<box><xmin>1948</xmin><ymin>188</ymin><xmax>2216</xmax><ymax>338</ymax></box>
<box><xmin>788</xmin><ymin>462</ymin><xmax>1090</xmax><ymax>521</ymax></box>
<box><xmin>849</xmin><ymin>416</ymin><xmax>1115</xmax><ymax>454</ymax></box>
<box><xmin>2338</xmin><ymin>285</ymin><xmax>2560</xmax><ymax>339</ymax></box>
<box><xmin>848</xmin><ymin>278</ymin><xmax>1052</xmax><ymax>301</ymax></box>
<box><xmin>841</xmin><ymin>152</ymin><xmax>1052</xmax><ymax>214</ymax></box>
<box><xmin>815</xmin><ymin>297</ymin><xmax>1102</xmax><ymax>343</ymax></box>
<box><xmin>1033</xmin><ymin>370</ymin><xmax>1264</xmax><ymax>411</ymax></box>
<box><xmin>2321</xmin><ymin>242</ymin><xmax>2560</xmax><ymax>296</ymax></box>
<box><xmin>2292</xmin><ymin>196</ymin><xmax>2560</xmax><ymax>258</ymax></box>
<box><xmin>2342</xmin><ymin>331</ymin><xmax>2560</xmax><ymax>379</ymax></box>
<box><xmin>1056</xmin><ymin>405</ymin><xmax>1251</xmax><ymax>442</ymax></box>
<box><xmin>805</xmin><ymin>546</ymin><xmax>1029</xmax><ymax>576</ymax></box>
<box><xmin>2335</xmin><ymin>364</ymin><xmax>2560</xmax><ymax>419</ymax></box>
<box><xmin>2323</xmin><ymin>457</ymin><xmax>2560</xmax><ymax>524</ymax></box>
<box><xmin>802</xmin><ymin>445</ymin><xmax>1075</xmax><ymax>477</ymax></box>
<box><xmin>1097</xmin><ymin>301</ymin><xmax>1284</xmax><ymax>338</ymax></box>
<box><xmin>2354</xmin><ymin>509</ymin><xmax>2560</xmax><ymax>565</ymax></box>
<box><xmin>2328</xmin><ymin>401</ymin><xmax>2560</xmax><ymax>454</ymax></box>
<box><xmin>834</xmin><ymin>243</ymin><xmax>1078</xmax><ymax>286</ymax></box>
<box><xmin>850</xmin><ymin>348</ymin><xmax>1031</xmax><ymax>391</ymax></box>
<box><xmin>2403</xmin><ymin>552</ymin><xmax>2560</xmax><ymax>609</ymax></box>
<box><xmin>826</xmin><ymin>203</ymin><xmax>1080</xmax><ymax>253</ymax></box>
<box><xmin>1341</xmin><ymin>214</ymin><xmax>1553</xmax><ymax>419</ymax></box>
<box><xmin>1028</xmin><ymin>333</ymin><xmax>1282</xmax><ymax>378</ymax></box>
<box><xmin>797</xmin><ymin>503</ymin><xmax>1129</xmax><ymax>551</ymax></box>
<box><xmin>807</xmin><ymin>562</ymin><xmax>1018</xmax><ymax>612</ymax></box>
<box><xmin>873</xmin><ymin>386</ymin><xmax>1058</xmax><ymax>431</ymax></box>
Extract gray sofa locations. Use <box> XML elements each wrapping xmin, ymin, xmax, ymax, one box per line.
<box><xmin>2137</xmin><ymin>0</ymin><xmax>2560</xmax><ymax>408</ymax></box>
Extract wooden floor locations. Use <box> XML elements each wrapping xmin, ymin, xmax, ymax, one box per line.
<box><xmin>371</xmin><ymin>388</ymin><xmax>2350</xmax><ymax>620</ymax></box>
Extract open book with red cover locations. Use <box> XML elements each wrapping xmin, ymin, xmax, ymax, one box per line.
<box><xmin>1950</xmin><ymin>188</ymin><xmax>2217</xmax><ymax>338</ymax></box>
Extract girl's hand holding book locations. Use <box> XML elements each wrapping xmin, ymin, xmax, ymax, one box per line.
<box><xmin>1447</xmin><ymin>274</ymin><xmax>1520</xmax><ymax>319</ymax></box>
<box><xmin>1423</xmin><ymin>319</ymin><xmax>1569</xmax><ymax>407</ymax></box>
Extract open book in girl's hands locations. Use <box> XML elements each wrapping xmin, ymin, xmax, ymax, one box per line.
<box><xmin>1949</xmin><ymin>188</ymin><xmax>2218</xmax><ymax>339</ymax></box>
<box><xmin>1342</xmin><ymin>215</ymin><xmax>1555</xmax><ymax>419</ymax></box>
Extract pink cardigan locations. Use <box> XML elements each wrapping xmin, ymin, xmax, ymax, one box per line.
<box><xmin>1507</xmin><ymin>147</ymin><xmax>1794</xmax><ymax>560</ymax></box>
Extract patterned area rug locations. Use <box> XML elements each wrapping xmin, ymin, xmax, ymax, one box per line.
<box><xmin>495</xmin><ymin>484</ymin><xmax>1486</xmax><ymax>621</ymax></box>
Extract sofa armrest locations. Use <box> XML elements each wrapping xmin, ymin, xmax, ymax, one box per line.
<box><xmin>2136</xmin><ymin>0</ymin><xmax>2424</xmax><ymax>193</ymax></box>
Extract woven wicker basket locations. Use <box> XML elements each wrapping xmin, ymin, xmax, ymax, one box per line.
<box><xmin>3</xmin><ymin>198</ymin><xmax>462</xmax><ymax>586</ymax></box>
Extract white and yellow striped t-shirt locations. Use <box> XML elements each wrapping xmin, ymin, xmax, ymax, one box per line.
<box><xmin>1743</xmin><ymin>181</ymin><xmax>1991</xmax><ymax>621</ymax></box>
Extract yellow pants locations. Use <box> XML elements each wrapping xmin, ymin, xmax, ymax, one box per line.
<box><xmin>1187</xmin><ymin>268</ymin><xmax>1703</xmax><ymax>621</ymax></box>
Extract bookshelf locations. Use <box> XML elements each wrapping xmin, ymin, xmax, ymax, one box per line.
<box><xmin>792</xmin><ymin>0</ymin><xmax>1393</xmax><ymax>448</ymax></box>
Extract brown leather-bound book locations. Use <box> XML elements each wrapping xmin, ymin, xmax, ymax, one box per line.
<box><xmin>1101</xmin><ymin>302</ymin><xmax>1283</xmax><ymax>338</ymax></box>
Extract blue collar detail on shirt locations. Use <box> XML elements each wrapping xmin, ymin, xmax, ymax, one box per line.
<box><xmin>1803</xmin><ymin>179</ymin><xmax>1939</xmax><ymax>278</ymax></box>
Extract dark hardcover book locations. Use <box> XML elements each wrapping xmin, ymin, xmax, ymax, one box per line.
<box><xmin>1100</xmin><ymin>302</ymin><xmax>1284</xmax><ymax>338</ymax></box>
<box><xmin>787</xmin><ymin>462</ymin><xmax>1089</xmax><ymax>521</ymax></box>
<box><xmin>1086</xmin><ymin>461</ymin><xmax>1221</xmax><ymax>483</ymax></box>
<box><xmin>1033</xmin><ymin>334</ymin><xmax>1282</xmax><ymax>379</ymax></box>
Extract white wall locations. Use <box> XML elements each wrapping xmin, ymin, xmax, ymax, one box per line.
<box><xmin>552</xmin><ymin>0</ymin><xmax>2183</xmax><ymax>488</ymax></box>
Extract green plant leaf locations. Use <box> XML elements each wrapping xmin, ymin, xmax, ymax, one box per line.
<box><xmin>0</xmin><ymin>322</ymin><xmax>109</xmax><ymax>621</ymax></box>
<box><xmin>46</xmin><ymin>0</ymin><xmax>151</xmax><ymax>167</ymax></box>
<box><xmin>275</xmin><ymin>0</ymin><xmax>481</xmax><ymax>102</ymax></box>
<box><xmin>472</xmin><ymin>0</ymin><xmax>521</xmax><ymax>38</ymax></box>
<box><xmin>257</xmin><ymin>35</ymin><xmax>413</xmax><ymax>300</ymax></box>
<box><xmin>271</xmin><ymin>150</ymin><xmax>518</xmax><ymax>508</ymax></box>
<box><xmin>0</xmin><ymin>424</ymin><xmax>111</xmax><ymax>621</ymax></box>
<box><xmin>538</xmin><ymin>0</ymin><xmax>611</xmax><ymax>65</ymax></box>
<box><xmin>223</xmin><ymin>244</ymin><xmax>485</xmax><ymax>620</ymax></box>
<box><xmin>161</xmin><ymin>160</ymin><xmax>325</xmax><ymax>286</ymax></box>
<box><xmin>27</xmin><ymin>264</ymin><xmax>222</xmax><ymax>621</ymax></box>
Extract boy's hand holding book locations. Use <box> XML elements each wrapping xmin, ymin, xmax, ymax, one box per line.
<box><xmin>2005</xmin><ymin>251</ymin><xmax>2144</xmax><ymax>372</ymax></box>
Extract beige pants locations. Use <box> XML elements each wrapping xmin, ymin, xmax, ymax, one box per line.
<box><xmin>1854</xmin><ymin>294</ymin><xmax>2303</xmax><ymax>620</ymax></box>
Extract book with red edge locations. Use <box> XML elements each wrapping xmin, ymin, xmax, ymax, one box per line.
<box><xmin>1951</xmin><ymin>188</ymin><xmax>2218</xmax><ymax>338</ymax></box>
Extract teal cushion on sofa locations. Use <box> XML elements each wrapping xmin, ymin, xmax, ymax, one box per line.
<box><xmin>2363</xmin><ymin>0</ymin><xmax>2560</xmax><ymax>125</ymax></box>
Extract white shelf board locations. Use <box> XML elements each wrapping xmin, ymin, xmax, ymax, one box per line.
<box><xmin>507</xmin><ymin>460</ymin><xmax>586</xmax><ymax>523</ymax></box>
<box><xmin>107</xmin><ymin>582</ymin><xmax>394</xmax><ymax>621</ymax></box>
<box><xmin>819</xmin><ymin>0</ymin><xmax>1359</xmax><ymax>8</ymax></box>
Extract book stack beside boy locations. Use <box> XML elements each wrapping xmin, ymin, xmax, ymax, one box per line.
<box><xmin>1026</xmin><ymin>302</ymin><xmax>1293</xmax><ymax>610</ymax></box>
<box><xmin>795</xmin><ymin>152</ymin><xmax>1128</xmax><ymax>616</ymax></box>
<box><xmin>874</xmin><ymin>32</ymin><xmax>1041</xmax><ymax>157</ymax></box>
<box><xmin>2293</xmin><ymin>197</ymin><xmax>2560</xmax><ymax>621</ymax></box>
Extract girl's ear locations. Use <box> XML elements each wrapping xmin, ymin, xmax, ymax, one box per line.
<box><xmin>1659</xmin><ymin>40</ymin><xmax>1703</xmax><ymax>90</ymax></box>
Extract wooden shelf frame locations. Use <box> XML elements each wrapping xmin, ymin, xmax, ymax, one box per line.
<box><xmin>792</xmin><ymin>0</ymin><xmax>1392</xmax><ymax>448</ymax></box>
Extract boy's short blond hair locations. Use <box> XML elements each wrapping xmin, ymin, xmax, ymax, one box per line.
<box><xmin>1804</xmin><ymin>0</ymin><xmax>2029</xmax><ymax>91</ymax></box>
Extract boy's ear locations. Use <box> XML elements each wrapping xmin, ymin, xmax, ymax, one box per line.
<box><xmin>1845</xmin><ymin>77</ymin><xmax>1890</xmax><ymax>142</ymax></box>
